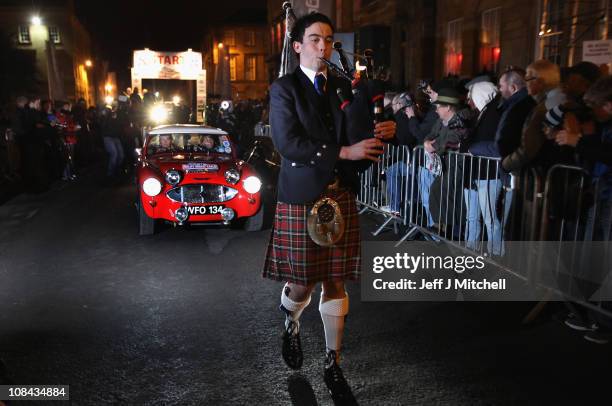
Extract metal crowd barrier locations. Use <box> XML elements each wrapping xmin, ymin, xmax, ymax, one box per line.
<box><xmin>258</xmin><ymin>121</ymin><xmax>611</xmax><ymax>319</ymax></box>
<box><xmin>536</xmin><ymin>165</ymin><xmax>611</xmax><ymax>318</ymax></box>
<box><xmin>397</xmin><ymin>148</ymin><xmax>541</xmax><ymax>282</ymax></box>
<box><xmin>254</xmin><ymin>123</ymin><xmax>272</xmax><ymax>138</ymax></box>
<box><xmin>357</xmin><ymin>144</ymin><xmax>611</xmax><ymax>318</ymax></box>
<box><xmin>356</xmin><ymin>144</ymin><xmax>411</xmax><ymax>235</ymax></box>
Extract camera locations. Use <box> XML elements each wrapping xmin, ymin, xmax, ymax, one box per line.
<box><xmin>397</xmin><ymin>92</ymin><xmax>415</xmax><ymax>108</ymax></box>
<box><xmin>417</xmin><ymin>79</ymin><xmax>431</xmax><ymax>92</ymax></box>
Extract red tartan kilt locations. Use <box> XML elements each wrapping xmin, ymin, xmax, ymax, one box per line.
<box><xmin>262</xmin><ymin>188</ymin><xmax>361</xmax><ymax>286</ymax></box>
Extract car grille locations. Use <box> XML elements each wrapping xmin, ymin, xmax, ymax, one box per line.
<box><xmin>166</xmin><ymin>184</ymin><xmax>238</xmax><ymax>203</ymax></box>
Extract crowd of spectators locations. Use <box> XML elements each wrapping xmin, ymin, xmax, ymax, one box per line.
<box><xmin>380</xmin><ymin>59</ymin><xmax>611</xmax><ymax>343</ymax></box>
<box><xmin>0</xmin><ymin>89</ymin><xmax>270</xmax><ymax>199</ymax></box>
<box><xmin>384</xmin><ymin>59</ymin><xmax>610</xmax><ymax>245</ymax></box>
<box><xmin>0</xmin><ymin>92</ymin><xmax>149</xmax><ymax>196</ymax></box>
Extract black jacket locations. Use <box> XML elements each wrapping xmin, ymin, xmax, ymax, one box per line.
<box><xmin>269</xmin><ymin>67</ymin><xmax>372</xmax><ymax>204</ymax></box>
<box><xmin>392</xmin><ymin>111</ymin><xmax>417</xmax><ymax>148</ymax></box>
<box><xmin>407</xmin><ymin>106</ymin><xmax>438</xmax><ymax>144</ymax></box>
<box><xmin>470</xmin><ymin>88</ymin><xmax>536</xmax><ymax>161</ymax></box>
<box><xmin>464</xmin><ymin>96</ymin><xmax>503</xmax><ymax>183</ymax></box>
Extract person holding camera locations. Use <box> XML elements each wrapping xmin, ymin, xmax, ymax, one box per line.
<box><xmin>381</xmin><ymin>80</ymin><xmax>444</xmax><ymax>222</ymax></box>
<box><xmin>405</xmin><ymin>80</ymin><xmax>440</xmax><ymax>142</ymax></box>
<box><xmin>382</xmin><ymin>92</ymin><xmax>418</xmax><ymax>215</ymax></box>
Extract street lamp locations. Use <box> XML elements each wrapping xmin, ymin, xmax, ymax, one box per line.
<box><xmin>85</xmin><ymin>60</ymin><xmax>93</xmax><ymax>68</ymax></box>
<box><xmin>31</xmin><ymin>16</ymin><xmax>42</xmax><ymax>26</ymax></box>
<box><xmin>105</xmin><ymin>84</ymin><xmax>113</xmax><ymax>93</ymax></box>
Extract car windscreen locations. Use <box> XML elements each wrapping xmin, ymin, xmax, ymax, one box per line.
<box><xmin>146</xmin><ymin>133</ymin><xmax>233</xmax><ymax>155</ymax></box>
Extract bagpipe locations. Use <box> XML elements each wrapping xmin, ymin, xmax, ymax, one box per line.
<box><xmin>278</xmin><ymin>2</ymin><xmax>391</xmax><ymax>247</ymax></box>
<box><xmin>279</xmin><ymin>2</ymin><xmax>388</xmax><ymax>142</ymax></box>
<box><xmin>318</xmin><ymin>43</ymin><xmax>389</xmax><ymax>143</ymax></box>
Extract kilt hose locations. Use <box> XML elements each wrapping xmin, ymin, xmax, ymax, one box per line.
<box><xmin>262</xmin><ymin>188</ymin><xmax>361</xmax><ymax>286</ymax></box>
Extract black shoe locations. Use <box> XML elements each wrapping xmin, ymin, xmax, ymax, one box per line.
<box><xmin>281</xmin><ymin>320</ymin><xmax>303</xmax><ymax>370</ymax></box>
<box><xmin>584</xmin><ymin>329</ymin><xmax>611</xmax><ymax>344</ymax></box>
<box><xmin>324</xmin><ymin>351</ymin><xmax>357</xmax><ymax>405</ymax></box>
<box><xmin>564</xmin><ymin>313</ymin><xmax>595</xmax><ymax>332</ymax></box>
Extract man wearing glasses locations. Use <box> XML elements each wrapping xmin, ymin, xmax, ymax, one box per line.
<box><xmin>502</xmin><ymin>60</ymin><xmax>561</xmax><ymax>172</ymax></box>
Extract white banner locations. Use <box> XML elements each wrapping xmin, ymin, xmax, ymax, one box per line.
<box><xmin>582</xmin><ymin>40</ymin><xmax>612</xmax><ymax>66</ymax></box>
<box><xmin>133</xmin><ymin>49</ymin><xmax>202</xmax><ymax>80</ymax></box>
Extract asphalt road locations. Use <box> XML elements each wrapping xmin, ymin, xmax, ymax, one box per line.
<box><xmin>1</xmin><ymin>177</ymin><xmax>611</xmax><ymax>405</ymax></box>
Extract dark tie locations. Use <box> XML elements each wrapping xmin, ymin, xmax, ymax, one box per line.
<box><xmin>314</xmin><ymin>73</ymin><xmax>326</xmax><ymax>96</ymax></box>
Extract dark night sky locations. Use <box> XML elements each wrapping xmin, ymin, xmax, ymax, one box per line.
<box><xmin>73</xmin><ymin>0</ymin><xmax>267</xmax><ymax>84</ymax></box>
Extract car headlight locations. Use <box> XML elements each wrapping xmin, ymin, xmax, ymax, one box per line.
<box><xmin>225</xmin><ymin>168</ymin><xmax>240</xmax><ymax>184</ymax></box>
<box><xmin>243</xmin><ymin>176</ymin><xmax>262</xmax><ymax>194</ymax></box>
<box><xmin>150</xmin><ymin>105</ymin><xmax>168</xmax><ymax>123</ymax></box>
<box><xmin>142</xmin><ymin>177</ymin><xmax>162</xmax><ymax>196</ymax></box>
<box><xmin>165</xmin><ymin>169</ymin><xmax>182</xmax><ymax>185</ymax></box>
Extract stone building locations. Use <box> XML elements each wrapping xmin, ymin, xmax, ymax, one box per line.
<box><xmin>0</xmin><ymin>0</ymin><xmax>97</xmax><ymax>104</ymax></box>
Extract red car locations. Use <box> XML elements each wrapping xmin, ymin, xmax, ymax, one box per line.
<box><xmin>136</xmin><ymin>124</ymin><xmax>264</xmax><ymax>235</ymax></box>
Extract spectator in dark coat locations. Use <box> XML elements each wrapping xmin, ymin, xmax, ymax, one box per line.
<box><xmin>469</xmin><ymin>69</ymin><xmax>536</xmax><ymax>161</ymax></box>
<box><xmin>462</xmin><ymin>81</ymin><xmax>504</xmax><ymax>254</ymax></box>
<box><xmin>554</xmin><ymin>75</ymin><xmax>612</xmax><ymax>344</ymax></box>
<box><xmin>502</xmin><ymin>60</ymin><xmax>561</xmax><ymax>173</ymax></box>
<box><xmin>382</xmin><ymin>92</ymin><xmax>418</xmax><ymax>215</ymax></box>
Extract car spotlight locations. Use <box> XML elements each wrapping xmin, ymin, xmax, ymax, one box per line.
<box><xmin>224</xmin><ymin>168</ymin><xmax>240</xmax><ymax>184</ymax></box>
<box><xmin>175</xmin><ymin>207</ymin><xmax>189</xmax><ymax>223</ymax></box>
<box><xmin>165</xmin><ymin>170</ymin><xmax>182</xmax><ymax>185</ymax></box>
<box><xmin>172</xmin><ymin>95</ymin><xmax>181</xmax><ymax>105</ymax></box>
<box><xmin>243</xmin><ymin>176</ymin><xmax>262</xmax><ymax>194</ymax></box>
<box><xmin>150</xmin><ymin>105</ymin><xmax>168</xmax><ymax>123</ymax></box>
<box><xmin>142</xmin><ymin>178</ymin><xmax>162</xmax><ymax>196</ymax></box>
<box><xmin>104</xmin><ymin>96</ymin><xmax>114</xmax><ymax>105</ymax></box>
<box><xmin>221</xmin><ymin>208</ymin><xmax>235</xmax><ymax>223</ymax></box>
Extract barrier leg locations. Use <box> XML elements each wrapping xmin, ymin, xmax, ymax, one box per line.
<box><xmin>395</xmin><ymin>226</ymin><xmax>421</xmax><ymax>247</ymax></box>
<box><xmin>372</xmin><ymin>216</ymin><xmax>396</xmax><ymax>236</ymax></box>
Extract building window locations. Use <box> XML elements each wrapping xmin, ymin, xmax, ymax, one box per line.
<box><xmin>230</xmin><ymin>55</ymin><xmax>237</xmax><ymax>81</ymax></box>
<box><xmin>480</xmin><ymin>8</ymin><xmax>501</xmax><ymax>73</ymax></box>
<box><xmin>276</xmin><ymin>22</ymin><xmax>282</xmax><ymax>52</ymax></box>
<box><xmin>224</xmin><ymin>30</ymin><xmax>235</xmax><ymax>46</ymax></box>
<box><xmin>538</xmin><ymin>0</ymin><xmax>566</xmax><ymax>65</ymax></box>
<box><xmin>246</xmin><ymin>55</ymin><xmax>257</xmax><ymax>81</ymax></box>
<box><xmin>18</xmin><ymin>25</ymin><xmax>31</xmax><ymax>44</ymax></box>
<box><xmin>245</xmin><ymin>31</ymin><xmax>256</xmax><ymax>47</ymax></box>
<box><xmin>445</xmin><ymin>18</ymin><xmax>463</xmax><ymax>75</ymax></box>
<box><xmin>48</xmin><ymin>26</ymin><xmax>61</xmax><ymax>44</ymax></box>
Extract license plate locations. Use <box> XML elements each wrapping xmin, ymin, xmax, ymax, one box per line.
<box><xmin>187</xmin><ymin>205</ymin><xmax>225</xmax><ymax>215</ymax></box>
<box><xmin>182</xmin><ymin>163</ymin><xmax>219</xmax><ymax>172</ymax></box>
